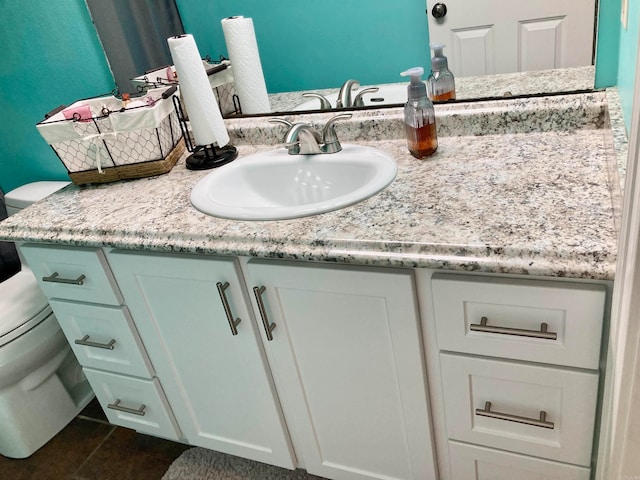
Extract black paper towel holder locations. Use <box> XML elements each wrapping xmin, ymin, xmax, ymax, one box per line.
<box><xmin>173</xmin><ymin>96</ymin><xmax>238</xmax><ymax>170</ymax></box>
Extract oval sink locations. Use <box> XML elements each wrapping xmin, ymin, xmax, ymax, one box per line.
<box><xmin>190</xmin><ymin>144</ymin><xmax>397</xmax><ymax>220</ymax></box>
<box><xmin>294</xmin><ymin>84</ymin><xmax>406</xmax><ymax>111</ymax></box>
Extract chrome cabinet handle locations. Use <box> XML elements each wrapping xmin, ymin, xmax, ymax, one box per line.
<box><xmin>470</xmin><ymin>316</ymin><xmax>557</xmax><ymax>340</ymax></box>
<box><xmin>476</xmin><ymin>401</ymin><xmax>554</xmax><ymax>429</ymax></box>
<box><xmin>216</xmin><ymin>281</ymin><xmax>242</xmax><ymax>336</ymax></box>
<box><xmin>107</xmin><ymin>399</ymin><xmax>146</xmax><ymax>416</ymax></box>
<box><xmin>42</xmin><ymin>272</ymin><xmax>86</xmax><ymax>285</ymax></box>
<box><xmin>253</xmin><ymin>286</ymin><xmax>276</xmax><ymax>341</ymax></box>
<box><xmin>74</xmin><ymin>335</ymin><xmax>116</xmax><ymax>350</ymax></box>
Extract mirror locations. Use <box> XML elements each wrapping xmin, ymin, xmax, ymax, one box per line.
<box><xmin>89</xmin><ymin>0</ymin><xmax>604</xmax><ymax>118</ymax></box>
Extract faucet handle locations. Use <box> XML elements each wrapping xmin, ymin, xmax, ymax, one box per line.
<box><xmin>269</xmin><ymin>118</ymin><xmax>294</xmax><ymax>142</ymax></box>
<box><xmin>302</xmin><ymin>92</ymin><xmax>332</xmax><ymax>110</ymax></box>
<box><xmin>322</xmin><ymin>113</ymin><xmax>352</xmax><ymax>154</ymax></box>
<box><xmin>352</xmin><ymin>87</ymin><xmax>380</xmax><ymax>107</ymax></box>
<box><xmin>269</xmin><ymin>118</ymin><xmax>293</xmax><ymax>128</ymax></box>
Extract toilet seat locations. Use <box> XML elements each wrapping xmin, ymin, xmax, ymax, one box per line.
<box><xmin>0</xmin><ymin>267</ymin><xmax>52</xmax><ymax>348</ymax></box>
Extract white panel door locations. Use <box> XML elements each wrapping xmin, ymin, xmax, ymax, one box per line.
<box><xmin>426</xmin><ymin>0</ymin><xmax>596</xmax><ymax>76</ymax></box>
<box><xmin>245</xmin><ymin>261</ymin><xmax>437</xmax><ymax>480</ymax></box>
<box><xmin>107</xmin><ymin>251</ymin><xmax>295</xmax><ymax>470</ymax></box>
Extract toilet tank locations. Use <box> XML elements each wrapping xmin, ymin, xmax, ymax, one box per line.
<box><xmin>5</xmin><ymin>181</ymin><xmax>70</xmax><ymax>216</ymax></box>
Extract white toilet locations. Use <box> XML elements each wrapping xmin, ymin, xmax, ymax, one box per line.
<box><xmin>0</xmin><ymin>181</ymin><xmax>93</xmax><ymax>458</ymax></box>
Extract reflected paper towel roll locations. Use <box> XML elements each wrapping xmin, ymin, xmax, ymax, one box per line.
<box><xmin>221</xmin><ymin>16</ymin><xmax>271</xmax><ymax>114</ymax></box>
<box><xmin>167</xmin><ymin>34</ymin><xmax>229</xmax><ymax>147</ymax></box>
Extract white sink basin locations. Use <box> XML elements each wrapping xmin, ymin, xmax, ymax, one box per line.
<box><xmin>294</xmin><ymin>84</ymin><xmax>406</xmax><ymax>111</ymax></box>
<box><xmin>190</xmin><ymin>144</ymin><xmax>397</xmax><ymax>220</ymax></box>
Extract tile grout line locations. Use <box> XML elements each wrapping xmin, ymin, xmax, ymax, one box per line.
<box><xmin>70</xmin><ymin>423</ymin><xmax>118</xmax><ymax>480</ymax></box>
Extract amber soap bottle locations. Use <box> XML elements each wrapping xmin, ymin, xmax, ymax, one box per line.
<box><xmin>427</xmin><ymin>43</ymin><xmax>456</xmax><ymax>102</ymax></box>
<box><xmin>400</xmin><ymin>67</ymin><xmax>437</xmax><ymax>159</ymax></box>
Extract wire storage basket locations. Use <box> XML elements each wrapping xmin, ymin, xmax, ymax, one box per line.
<box><xmin>131</xmin><ymin>59</ymin><xmax>240</xmax><ymax>116</ymax></box>
<box><xmin>36</xmin><ymin>86</ymin><xmax>185</xmax><ymax>185</ymax></box>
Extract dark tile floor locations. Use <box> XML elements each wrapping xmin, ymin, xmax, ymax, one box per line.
<box><xmin>0</xmin><ymin>398</ymin><xmax>190</xmax><ymax>479</ymax></box>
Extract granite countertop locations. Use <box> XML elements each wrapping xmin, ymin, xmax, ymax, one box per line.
<box><xmin>0</xmin><ymin>90</ymin><xmax>622</xmax><ymax>280</ymax></box>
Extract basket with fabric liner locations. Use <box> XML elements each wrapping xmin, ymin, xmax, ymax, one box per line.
<box><xmin>36</xmin><ymin>86</ymin><xmax>185</xmax><ymax>185</ymax></box>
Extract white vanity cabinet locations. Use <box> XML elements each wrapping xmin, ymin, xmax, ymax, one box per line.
<box><xmin>107</xmin><ymin>252</ymin><xmax>437</xmax><ymax>480</ymax></box>
<box><xmin>19</xmin><ymin>244</ymin><xmax>182</xmax><ymax>441</ymax></box>
<box><xmin>105</xmin><ymin>251</ymin><xmax>296</xmax><ymax>469</ymax></box>
<box><xmin>244</xmin><ymin>260</ymin><xmax>437</xmax><ymax>480</ymax></box>
<box><xmin>431</xmin><ymin>273</ymin><xmax>606</xmax><ymax>479</ymax></box>
<box><xmin>17</xmin><ymin>242</ymin><xmax>610</xmax><ymax>480</ymax></box>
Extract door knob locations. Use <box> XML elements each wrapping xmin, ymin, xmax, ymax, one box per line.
<box><xmin>431</xmin><ymin>3</ymin><xmax>447</xmax><ymax>19</ymax></box>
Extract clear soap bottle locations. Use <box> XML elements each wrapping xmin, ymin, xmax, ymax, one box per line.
<box><xmin>400</xmin><ymin>67</ymin><xmax>437</xmax><ymax>159</ymax></box>
<box><xmin>427</xmin><ymin>43</ymin><xmax>456</xmax><ymax>102</ymax></box>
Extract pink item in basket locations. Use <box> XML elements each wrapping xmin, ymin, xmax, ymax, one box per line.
<box><xmin>62</xmin><ymin>104</ymin><xmax>93</xmax><ymax>122</ymax></box>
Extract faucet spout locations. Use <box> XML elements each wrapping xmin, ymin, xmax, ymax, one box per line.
<box><xmin>336</xmin><ymin>79</ymin><xmax>360</xmax><ymax>109</ymax></box>
<box><xmin>284</xmin><ymin>123</ymin><xmax>322</xmax><ymax>155</ymax></box>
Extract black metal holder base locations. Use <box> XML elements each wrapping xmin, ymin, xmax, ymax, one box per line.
<box><xmin>186</xmin><ymin>144</ymin><xmax>238</xmax><ymax>171</ymax></box>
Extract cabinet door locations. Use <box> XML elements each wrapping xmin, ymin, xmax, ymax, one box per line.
<box><xmin>246</xmin><ymin>261</ymin><xmax>437</xmax><ymax>480</ymax></box>
<box><xmin>107</xmin><ymin>251</ymin><xmax>295</xmax><ymax>469</ymax></box>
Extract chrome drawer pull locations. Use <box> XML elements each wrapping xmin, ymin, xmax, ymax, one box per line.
<box><xmin>476</xmin><ymin>401</ymin><xmax>554</xmax><ymax>429</ymax></box>
<box><xmin>42</xmin><ymin>272</ymin><xmax>86</xmax><ymax>285</ymax></box>
<box><xmin>470</xmin><ymin>316</ymin><xmax>557</xmax><ymax>340</ymax></box>
<box><xmin>74</xmin><ymin>335</ymin><xmax>116</xmax><ymax>350</ymax></box>
<box><xmin>253</xmin><ymin>286</ymin><xmax>276</xmax><ymax>341</ymax></box>
<box><xmin>216</xmin><ymin>281</ymin><xmax>242</xmax><ymax>336</ymax></box>
<box><xmin>107</xmin><ymin>399</ymin><xmax>146</xmax><ymax>416</ymax></box>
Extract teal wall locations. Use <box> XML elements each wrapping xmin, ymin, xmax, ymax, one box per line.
<box><xmin>175</xmin><ymin>0</ymin><xmax>431</xmax><ymax>93</ymax></box>
<box><xmin>0</xmin><ymin>0</ymin><xmax>114</xmax><ymax>193</ymax></box>
<box><xmin>617</xmin><ymin>0</ymin><xmax>640</xmax><ymax>133</ymax></box>
<box><xmin>595</xmin><ymin>0</ymin><xmax>621</xmax><ymax>89</ymax></box>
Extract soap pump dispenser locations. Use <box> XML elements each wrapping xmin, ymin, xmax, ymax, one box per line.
<box><xmin>427</xmin><ymin>43</ymin><xmax>456</xmax><ymax>101</ymax></box>
<box><xmin>400</xmin><ymin>67</ymin><xmax>437</xmax><ymax>159</ymax></box>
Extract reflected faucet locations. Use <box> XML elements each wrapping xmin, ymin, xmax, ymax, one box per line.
<box><xmin>301</xmin><ymin>92</ymin><xmax>332</xmax><ymax>110</ymax></box>
<box><xmin>336</xmin><ymin>79</ymin><xmax>360</xmax><ymax>109</ymax></box>
<box><xmin>353</xmin><ymin>87</ymin><xmax>380</xmax><ymax>107</ymax></box>
<box><xmin>301</xmin><ymin>81</ymin><xmax>381</xmax><ymax>110</ymax></box>
<box><xmin>270</xmin><ymin>113</ymin><xmax>353</xmax><ymax>155</ymax></box>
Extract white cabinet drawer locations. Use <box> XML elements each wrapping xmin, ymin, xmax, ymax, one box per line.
<box><xmin>432</xmin><ymin>274</ymin><xmax>606</xmax><ymax>369</ymax></box>
<box><xmin>84</xmin><ymin>368</ymin><xmax>181</xmax><ymax>441</ymax></box>
<box><xmin>440</xmin><ymin>353</ymin><xmax>598</xmax><ymax>466</ymax></box>
<box><xmin>50</xmin><ymin>300</ymin><xmax>154</xmax><ymax>378</ymax></box>
<box><xmin>448</xmin><ymin>441</ymin><xmax>591</xmax><ymax>480</ymax></box>
<box><xmin>20</xmin><ymin>244</ymin><xmax>123</xmax><ymax>305</ymax></box>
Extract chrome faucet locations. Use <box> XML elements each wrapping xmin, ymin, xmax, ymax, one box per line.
<box><xmin>284</xmin><ymin>123</ymin><xmax>323</xmax><ymax>154</ymax></box>
<box><xmin>301</xmin><ymin>82</ymin><xmax>380</xmax><ymax>110</ymax></box>
<box><xmin>270</xmin><ymin>113</ymin><xmax>353</xmax><ymax>155</ymax></box>
<box><xmin>301</xmin><ymin>92</ymin><xmax>332</xmax><ymax>110</ymax></box>
<box><xmin>336</xmin><ymin>79</ymin><xmax>360</xmax><ymax>109</ymax></box>
<box><xmin>353</xmin><ymin>87</ymin><xmax>380</xmax><ymax>107</ymax></box>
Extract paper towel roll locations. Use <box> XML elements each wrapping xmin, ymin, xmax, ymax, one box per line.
<box><xmin>221</xmin><ymin>16</ymin><xmax>271</xmax><ymax>115</ymax></box>
<box><xmin>168</xmin><ymin>34</ymin><xmax>229</xmax><ymax>147</ymax></box>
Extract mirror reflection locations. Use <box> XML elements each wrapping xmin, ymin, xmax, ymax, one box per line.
<box><xmin>89</xmin><ymin>0</ymin><xmax>602</xmax><ymax>118</ymax></box>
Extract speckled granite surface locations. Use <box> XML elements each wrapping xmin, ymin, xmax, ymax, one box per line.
<box><xmin>605</xmin><ymin>87</ymin><xmax>629</xmax><ymax>192</ymax></box>
<box><xmin>270</xmin><ymin>66</ymin><xmax>595</xmax><ymax>112</ymax></box>
<box><xmin>0</xmin><ymin>91</ymin><xmax>621</xmax><ymax>280</ymax></box>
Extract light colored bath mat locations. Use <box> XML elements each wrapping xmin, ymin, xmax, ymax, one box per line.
<box><xmin>161</xmin><ymin>447</ymin><xmax>327</xmax><ymax>480</ymax></box>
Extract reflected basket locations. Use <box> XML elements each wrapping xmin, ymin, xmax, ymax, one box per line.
<box><xmin>36</xmin><ymin>86</ymin><xmax>185</xmax><ymax>186</ymax></box>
